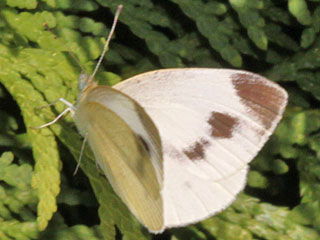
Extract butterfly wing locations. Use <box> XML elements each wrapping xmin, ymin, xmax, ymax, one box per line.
<box><xmin>114</xmin><ymin>68</ymin><xmax>288</xmax><ymax>228</ymax></box>
<box><xmin>74</xmin><ymin>86</ymin><xmax>164</xmax><ymax>232</ymax></box>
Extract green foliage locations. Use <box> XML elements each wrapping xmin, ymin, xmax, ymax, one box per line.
<box><xmin>0</xmin><ymin>152</ymin><xmax>38</xmax><ymax>239</ymax></box>
<box><xmin>0</xmin><ymin>0</ymin><xmax>319</xmax><ymax>239</ymax></box>
<box><xmin>288</xmin><ymin>0</ymin><xmax>312</xmax><ymax>25</ymax></box>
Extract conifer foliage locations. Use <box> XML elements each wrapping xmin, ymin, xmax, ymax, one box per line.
<box><xmin>0</xmin><ymin>0</ymin><xmax>319</xmax><ymax>239</ymax></box>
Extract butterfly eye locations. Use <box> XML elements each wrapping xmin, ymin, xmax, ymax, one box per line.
<box><xmin>78</xmin><ymin>71</ymin><xmax>90</xmax><ymax>91</ymax></box>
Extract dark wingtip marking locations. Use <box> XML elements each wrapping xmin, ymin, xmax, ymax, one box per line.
<box><xmin>232</xmin><ymin>73</ymin><xmax>287</xmax><ymax>129</ymax></box>
<box><xmin>208</xmin><ymin>112</ymin><xmax>239</xmax><ymax>139</ymax></box>
<box><xmin>183</xmin><ymin>139</ymin><xmax>210</xmax><ymax>161</ymax></box>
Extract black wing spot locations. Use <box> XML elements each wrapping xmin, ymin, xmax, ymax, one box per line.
<box><xmin>137</xmin><ymin>135</ymin><xmax>150</xmax><ymax>154</ymax></box>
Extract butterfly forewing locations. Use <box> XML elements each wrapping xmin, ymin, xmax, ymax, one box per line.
<box><xmin>114</xmin><ymin>68</ymin><xmax>288</xmax><ymax>228</ymax></box>
<box><xmin>74</xmin><ymin>85</ymin><xmax>164</xmax><ymax>232</ymax></box>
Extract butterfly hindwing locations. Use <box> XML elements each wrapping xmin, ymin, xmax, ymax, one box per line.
<box><xmin>74</xmin><ymin>85</ymin><xmax>164</xmax><ymax>232</ymax></box>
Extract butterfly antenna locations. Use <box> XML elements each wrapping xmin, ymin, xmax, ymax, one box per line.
<box><xmin>88</xmin><ymin>4</ymin><xmax>123</xmax><ymax>83</ymax></box>
<box><xmin>43</xmin><ymin>23</ymin><xmax>88</xmax><ymax>75</ymax></box>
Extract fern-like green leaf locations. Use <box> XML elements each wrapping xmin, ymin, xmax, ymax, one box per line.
<box><xmin>0</xmin><ymin>42</ymin><xmax>62</xmax><ymax>231</ymax></box>
<box><xmin>1</xmin><ymin>1</ymin><xmax>320</xmax><ymax>239</ymax></box>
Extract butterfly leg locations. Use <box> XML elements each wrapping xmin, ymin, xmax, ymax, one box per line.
<box><xmin>33</xmin><ymin>107</ymin><xmax>73</xmax><ymax>129</ymax></box>
<box><xmin>73</xmin><ymin>132</ymin><xmax>88</xmax><ymax>175</ymax></box>
<box><xmin>32</xmin><ymin>98</ymin><xmax>76</xmax><ymax>129</ymax></box>
<box><xmin>36</xmin><ymin>98</ymin><xmax>76</xmax><ymax>111</ymax></box>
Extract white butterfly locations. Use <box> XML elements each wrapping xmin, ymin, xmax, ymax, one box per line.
<box><xmin>37</xmin><ymin>5</ymin><xmax>288</xmax><ymax>233</ymax></box>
